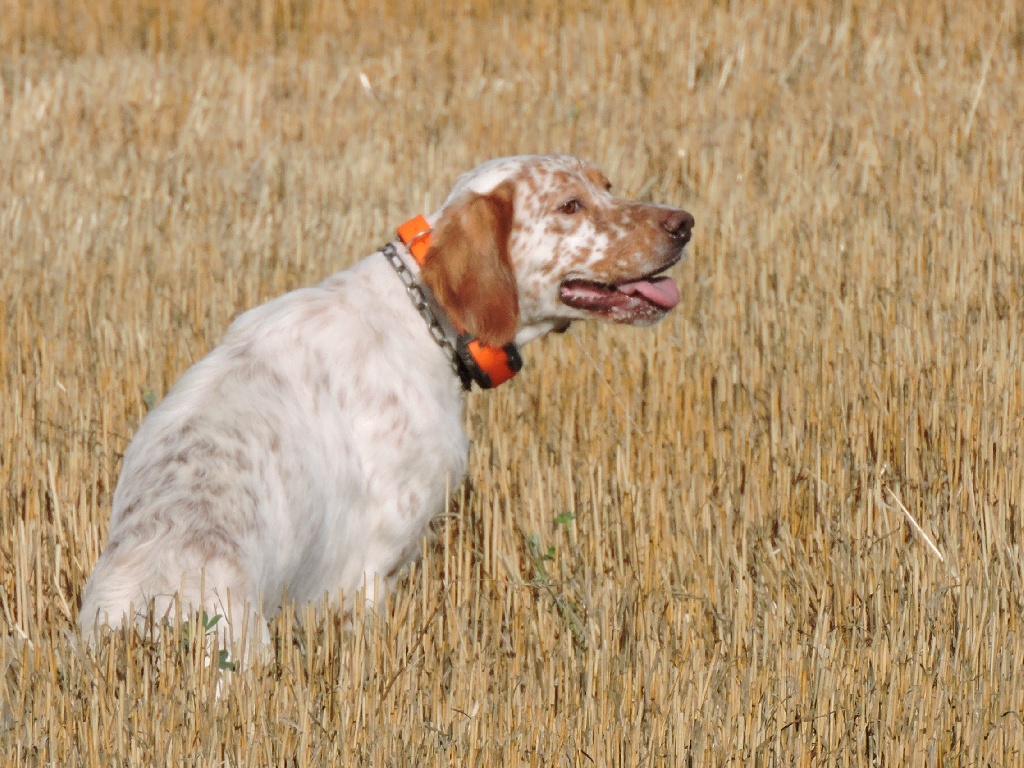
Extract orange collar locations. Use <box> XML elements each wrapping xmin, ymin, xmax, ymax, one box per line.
<box><xmin>395</xmin><ymin>215</ymin><xmax>522</xmax><ymax>389</ymax></box>
<box><xmin>396</xmin><ymin>215</ymin><xmax>433</xmax><ymax>266</ymax></box>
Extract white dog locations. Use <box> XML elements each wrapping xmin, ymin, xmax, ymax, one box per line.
<box><xmin>79</xmin><ymin>154</ymin><xmax>694</xmax><ymax>645</ymax></box>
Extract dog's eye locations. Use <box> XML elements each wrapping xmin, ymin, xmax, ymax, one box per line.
<box><xmin>558</xmin><ymin>198</ymin><xmax>584</xmax><ymax>215</ymax></box>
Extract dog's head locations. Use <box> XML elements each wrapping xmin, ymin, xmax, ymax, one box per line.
<box><xmin>421</xmin><ymin>154</ymin><xmax>694</xmax><ymax>347</ymax></box>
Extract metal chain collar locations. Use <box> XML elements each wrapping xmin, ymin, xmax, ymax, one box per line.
<box><xmin>380</xmin><ymin>243</ymin><xmax>472</xmax><ymax>389</ymax></box>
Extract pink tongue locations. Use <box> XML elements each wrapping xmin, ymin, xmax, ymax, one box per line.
<box><xmin>617</xmin><ymin>276</ymin><xmax>680</xmax><ymax>309</ymax></box>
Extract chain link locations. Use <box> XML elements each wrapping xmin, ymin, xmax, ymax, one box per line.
<box><xmin>380</xmin><ymin>243</ymin><xmax>468</xmax><ymax>386</ymax></box>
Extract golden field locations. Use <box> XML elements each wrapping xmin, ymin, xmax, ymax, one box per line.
<box><xmin>2</xmin><ymin>0</ymin><xmax>1023</xmax><ymax>764</ymax></box>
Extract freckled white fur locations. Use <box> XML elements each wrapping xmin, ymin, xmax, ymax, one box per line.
<box><xmin>78</xmin><ymin>154</ymin><xmax>692</xmax><ymax>647</ymax></box>
<box><xmin>80</xmin><ymin>256</ymin><xmax>467</xmax><ymax>644</ymax></box>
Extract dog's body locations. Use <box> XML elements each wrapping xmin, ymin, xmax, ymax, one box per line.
<box><xmin>79</xmin><ymin>155</ymin><xmax>693</xmax><ymax>642</ymax></box>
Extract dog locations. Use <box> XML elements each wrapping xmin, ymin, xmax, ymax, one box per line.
<box><xmin>78</xmin><ymin>154</ymin><xmax>694</xmax><ymax>646</ymax></box>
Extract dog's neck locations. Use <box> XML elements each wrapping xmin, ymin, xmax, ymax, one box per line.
<box><xmin>384</xmin><ymin>215</ymin><xmax>523</xmax><ymax>390</ymax></box>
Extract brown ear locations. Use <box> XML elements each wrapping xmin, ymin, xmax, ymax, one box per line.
<box><xmin>420</xmin><ymin>181</ymin><xmax>519</xmax><ymax>347</ymax></box>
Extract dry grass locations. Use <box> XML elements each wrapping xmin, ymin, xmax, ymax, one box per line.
<box><xmin>2</xmin><ymin>0</ymin><xmax>1024</xmax><ymax>764</ymax></box>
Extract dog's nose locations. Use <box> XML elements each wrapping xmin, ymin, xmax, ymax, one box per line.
<box><xmin>661</xmin><ymin>209</ymin><xmax>695</xmax><ymax>243</ymax></box>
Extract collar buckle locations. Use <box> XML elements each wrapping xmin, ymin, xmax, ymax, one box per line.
<box><xmin>396</xmin><ymin>215</ymin><xmax>432</xmax><ymax>265</ymax></box>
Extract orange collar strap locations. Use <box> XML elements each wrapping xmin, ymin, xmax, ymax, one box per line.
<box><xmin>395</xmin><ymin>215</ymin><xmax>522</xmax><ymax>389</ymax></box>
<box><xmin>396</xmin><ymin>214</ymin><xmax>433</xmax><ymax>266</ymax></box>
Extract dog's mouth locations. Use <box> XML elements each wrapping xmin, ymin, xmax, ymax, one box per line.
<box><xmin>559</xmin><ymin>267</ymin><xmax>681</xmax><ymax>324</ymax></box>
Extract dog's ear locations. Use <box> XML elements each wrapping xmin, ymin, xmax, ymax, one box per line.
<box><xmin>421</xmin><ymin>181</ymin><xmax>519</xmax><ymax>347</ymax></box>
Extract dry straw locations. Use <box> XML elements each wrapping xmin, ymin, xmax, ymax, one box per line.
<box><xmin>2</xmin><ymin>0</ymin><xmax>1023</xmax><ymax>765</ymax></box>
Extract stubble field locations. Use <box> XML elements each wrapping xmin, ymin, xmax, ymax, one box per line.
<box><xmin>2</xmin><ymin>0</ymin><xmax>1023</xmax><ymax>764</ymax></box>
